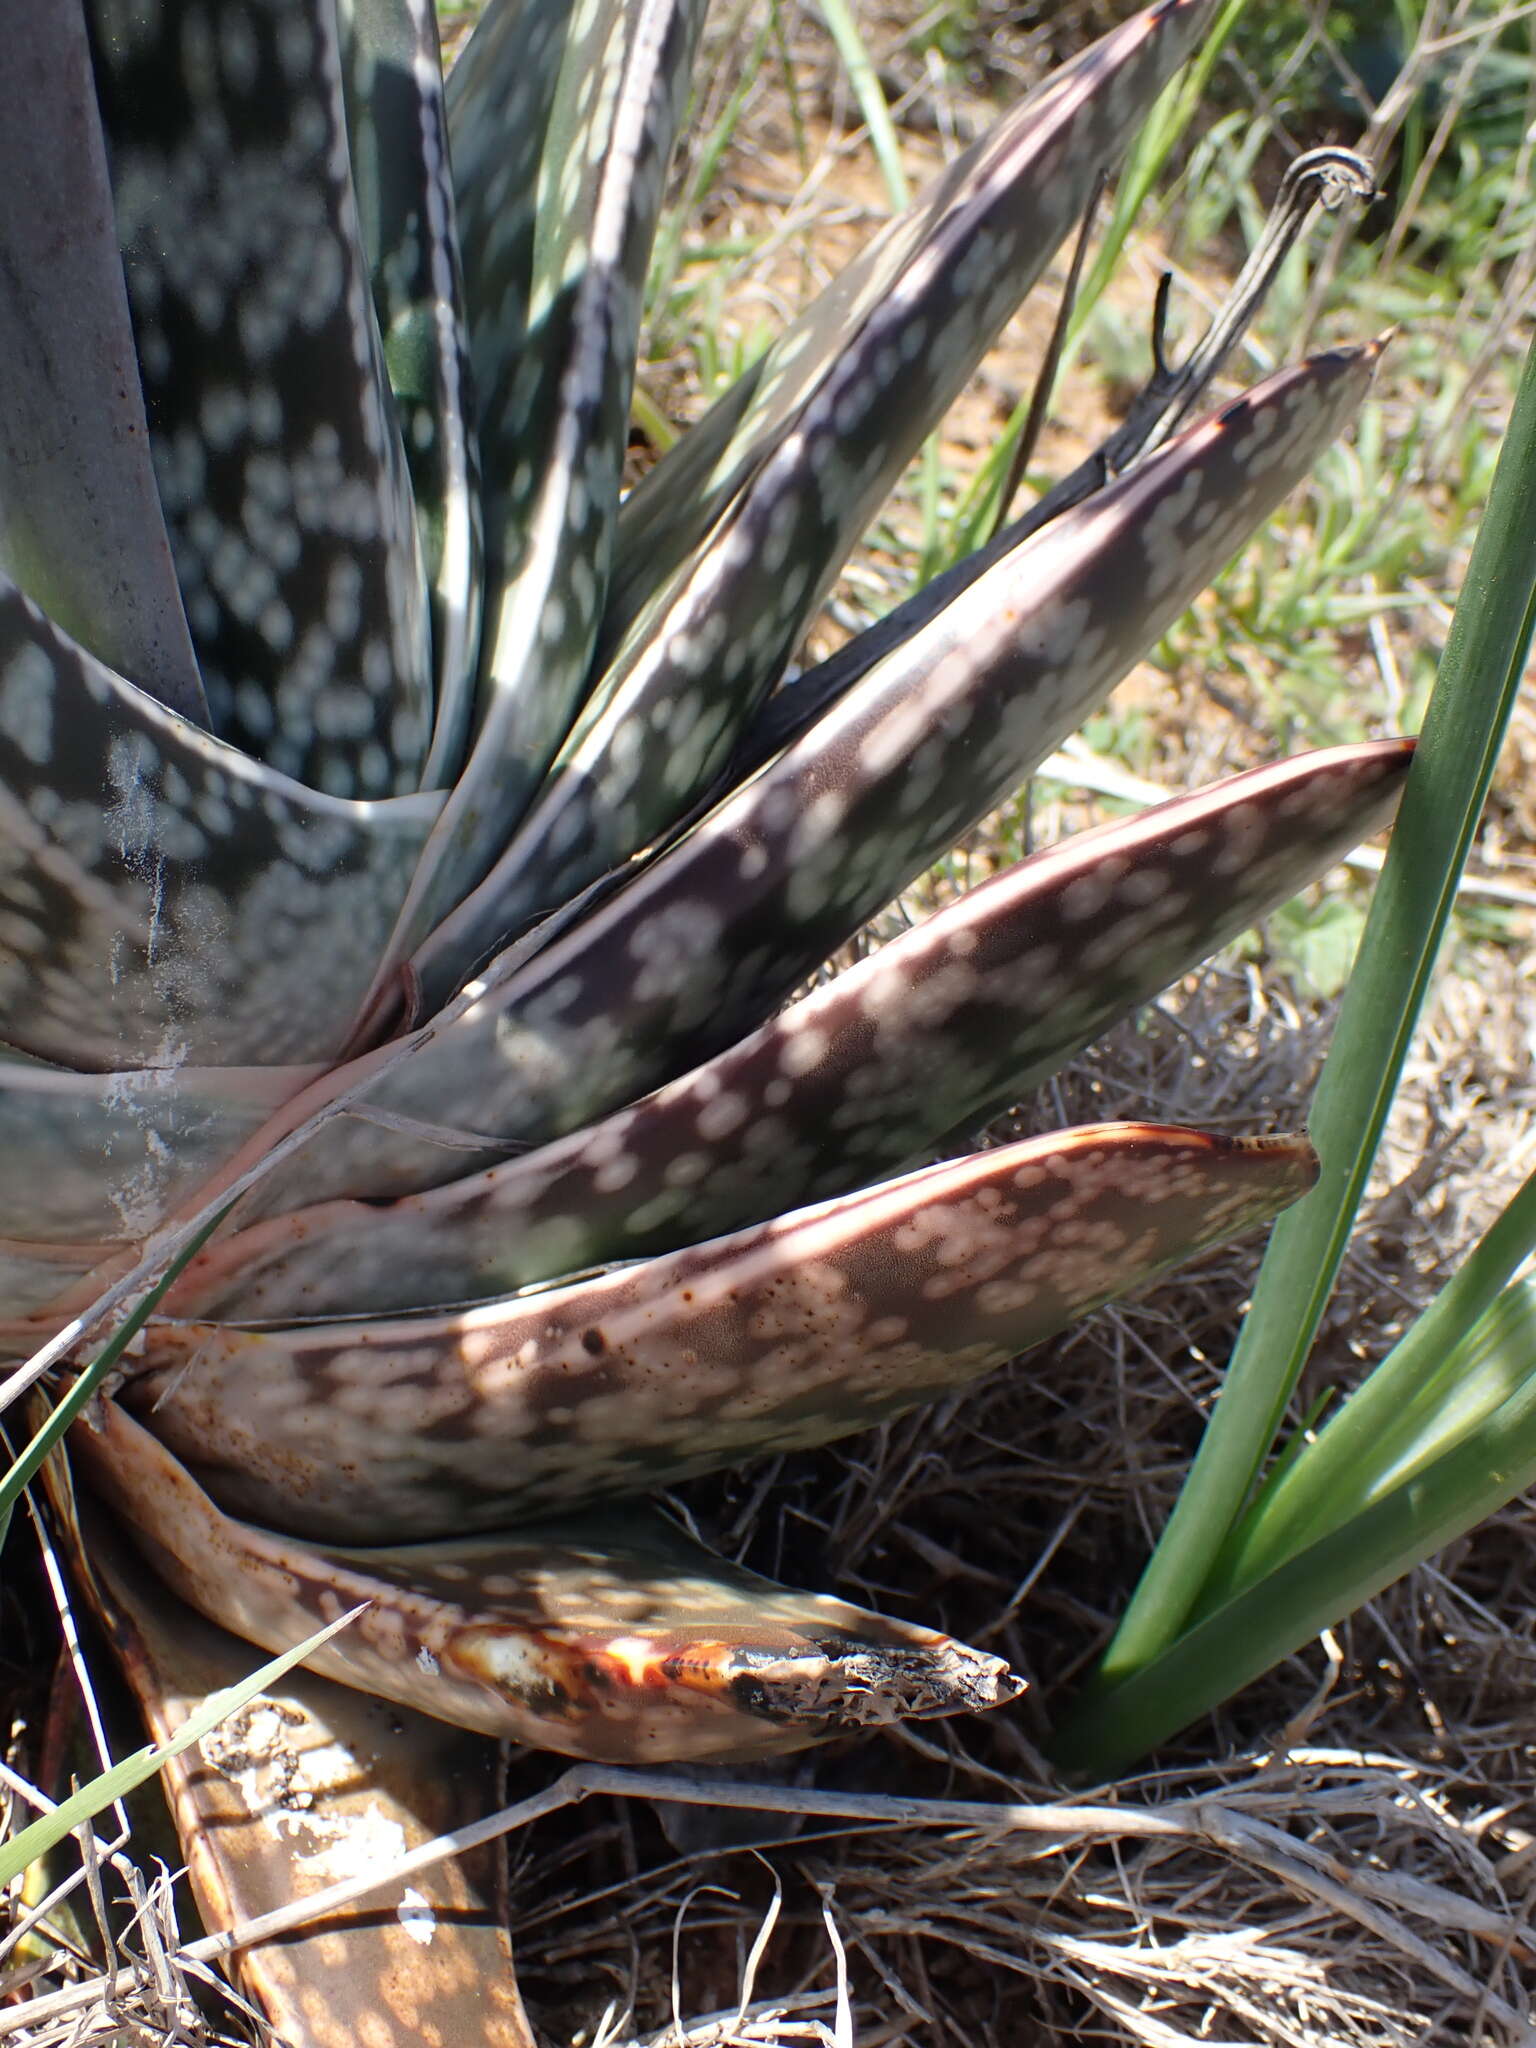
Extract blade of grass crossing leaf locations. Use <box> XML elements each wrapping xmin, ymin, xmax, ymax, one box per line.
<box><xmin>1094</xmin><ymin>324</ymin><xmax>1536</xmax><ymax>1690</ymax></box>
<box><xmin>770</xmin><ymin>0</ymin><xmax>809</xmax><ymax>177</ymax></box>
<box><xmin>0</xmin><ymin>1606</ymin><xmax>366</xmax><ymax>1889</ymax></box>
<box><xmin>916</xmin><ymin>431</ymin><xmax>946</xmax><ymax>587</ymax></box>
<box><xmin>0</xmin><ymin>1207</ymin><xmax>231</xmax><ymax>1543</ymax></box>
<box><xmin>1054</xmin><ymin>1281</ymin><xmax>1536</xmax><ymax>1778</ymax></box>
<box><xmin>976</xmin><ymin>169</ymin><xmax>1106</xmax><ymax>552</ymax></box>
<box><xmin>816</xmin><ymin>0</ymin><xmax>908</xmax><ymax>211</ymax></box>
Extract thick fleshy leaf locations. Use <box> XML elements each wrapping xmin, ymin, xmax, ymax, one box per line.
<box><xmin>0</xmin><ymin>1241</ymin><xmax>111</xmax><ymax>1325</ymax></box>
<box><xmin>443</xmin><ymin>0</ymin><xmax>570</xmax><ymax>518</ymax></box>
<box><xmin>600</xmin><ymin>0</ymin><xmax>1214</xmax><ymax>657</ymax></box>
<box><xmin>175</xmin><ymin>741</ymin><xmax>1410</xmax><ymax>1320</ymax></box>
<box><xmin>379</xmin><ymin>0</ymin><xmax>709</xmax><ymax>985</ymax></box>
<box><xmin>239</xmin><ymin>345</ymin><xmax>1377</xmax><ymax>1211</ymax></box>
<box><xmin>0</xmin><ymin>1049</ymin><xmax>322</xmax><ymax>1247</ymax></box>
<box><xmin>338</xmin><ymin>0</ymin><xmax>484</xmax><ymax>781</ymax></box>
<box><xmin>84</xmin><ymin>1529</ymin><xmax>536</xmax><ymax>2048</ymax></box>
<box><xmin>0</xmin><ymin>577</ymin><xmax>441</xmax><ymax>1070</ymax></box>
<box><xmin>411</xmin><ymin>0</ymin><xmax>1218</xmax><ymax>1007</ymax></box>
<box><xmin>79</xmin><ymin>1400</ymin><xmax>1021</xmax><ymax>1765</ymax></box>
<box><xmin>0</xmin><ymin>0</ymin><xmax>206</xmax><ymax>724</ymax></box>
<box><xmin>85</xmin><ymin>0</ymin><xmax>432</xmax><ymax>795</ymax></box>
<box><xmin>134</xmin><ymin>1124</ymin><xmax>1316</xmax><ymax>1540</ymax></box>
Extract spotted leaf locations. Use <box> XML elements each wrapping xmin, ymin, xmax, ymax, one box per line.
<box><xmin>445</xmin><ymin>0</ymin><xmax>576</xmax><ymax>555</ymax></box>
<box><xmin>85</xmin><ymin>0</ymin><xmax>432</xmax><ymax>796</ymax></box>
<box><xmin>337</xmin><ymin>0</ymin><xmax>484</xmax><ymax>783</ymax></box>
<box><xmin>410</xmin><ymin>0</ymin><xmax>1219</xmax><ymax>1006</ymax></box>
<box><xmin>599</xmin><ymin>0</ymin><xmax>1214</xmax><ymax>654</ymax></box>
<box><xmin>133</xmin><ymin>1124</ymin><xmax>1315</xmax><ymax>1541</ymax></box>
<box><xmin>172</xmin><ymin>740</ymin><xmax>1408</xmax><ymax>1320</ymax></box>
<box><xmin>0</xmin><ymin>578</ymin><xmax>442</xmax><ymax>1070</ymax></box>
<box><xmin>234</xmin><ymin>344</ymin><xmax>1376</xmax><ymax>1213</ymax></box>
<box><xmin>379</xmin><ymin>0</ymin><xmax>710</xmax><ymax>985</ymax></box>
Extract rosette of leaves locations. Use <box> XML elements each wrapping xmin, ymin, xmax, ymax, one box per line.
<box><xmin>0</xmin><ymin>0</ymin><xmax>1411</xmax><ymax>2039</ymax></box>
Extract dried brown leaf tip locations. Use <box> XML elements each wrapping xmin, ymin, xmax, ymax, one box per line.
<box><xmin>77</xmin><ymin>1398</ymin><xmax>1019</xmax><ymax>1765</ymax></box>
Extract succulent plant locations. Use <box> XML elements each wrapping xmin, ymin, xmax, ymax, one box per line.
<box><xmin>1</xmin><ymin>0</ymin><xmax>1413</xmax><ymax>2037</ymax></box>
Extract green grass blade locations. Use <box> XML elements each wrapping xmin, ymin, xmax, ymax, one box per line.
<box><xmin>0</xmin><ymin>1206</ymin><xmax>230</xmax><ymax>1544</ymax></box>
<box><xmin>1206</xmin><ymin>1166</ymin><xmax>1536</xmax><ymax>1603</ymax></box>
<box><xmin>950</xmin><ymin>0</ymin><xmax>1252</xmax><ymax>554</ymax></box>
<box><xmin>0</xmin><ymin>1605</ymin><xmax>365</xmax><ymax>1889</ymax></box>
<box><xmin>1063</xmin><ymin>0</ymin><xmax>1250</xmax><ymax>351</ymax></box>
<box><xmin>645</xmin><ymin>0</ymin><xmax>776</xmax><ymax>327</ymax></box>
<box><xmin>1091</xmin><ymin>323</ymin><xmax>1536</xmax><ymax>1692</ymax></box>
<box><xmin>815</xmin><ymin>0</ymin><xmax>909</xmax><ymax>211</ymax></box>
<box><xmin>1052</xmin><ymin>1280</ymin><xmax>1536</xmax><ymax>1780</ymax></box>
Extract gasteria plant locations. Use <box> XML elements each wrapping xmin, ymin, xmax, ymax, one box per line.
<box><xmin>0</xmin><ymin>0</ymin><xmax>1420</xmax><ymax>2038</ymax></box>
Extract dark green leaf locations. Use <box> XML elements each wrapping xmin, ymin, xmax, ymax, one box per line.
<box><xmin>86</xmin><ymin>0</ymin><xmax>432</xmax><ymax>795</ymax></box>
<box><xmin>176</xmin><ymin>740</ymin><xmax>1408</xmax><ymax>1317</ymax></box>
<box><xmin>338</xmin><ymin>0</ymin><xmax>484</xmax><ymax>783</ymax></box>
<box><xmin>0</xmin><ymin>0</ymin><xmax>206</xmax><ymax>723</ymax></box>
